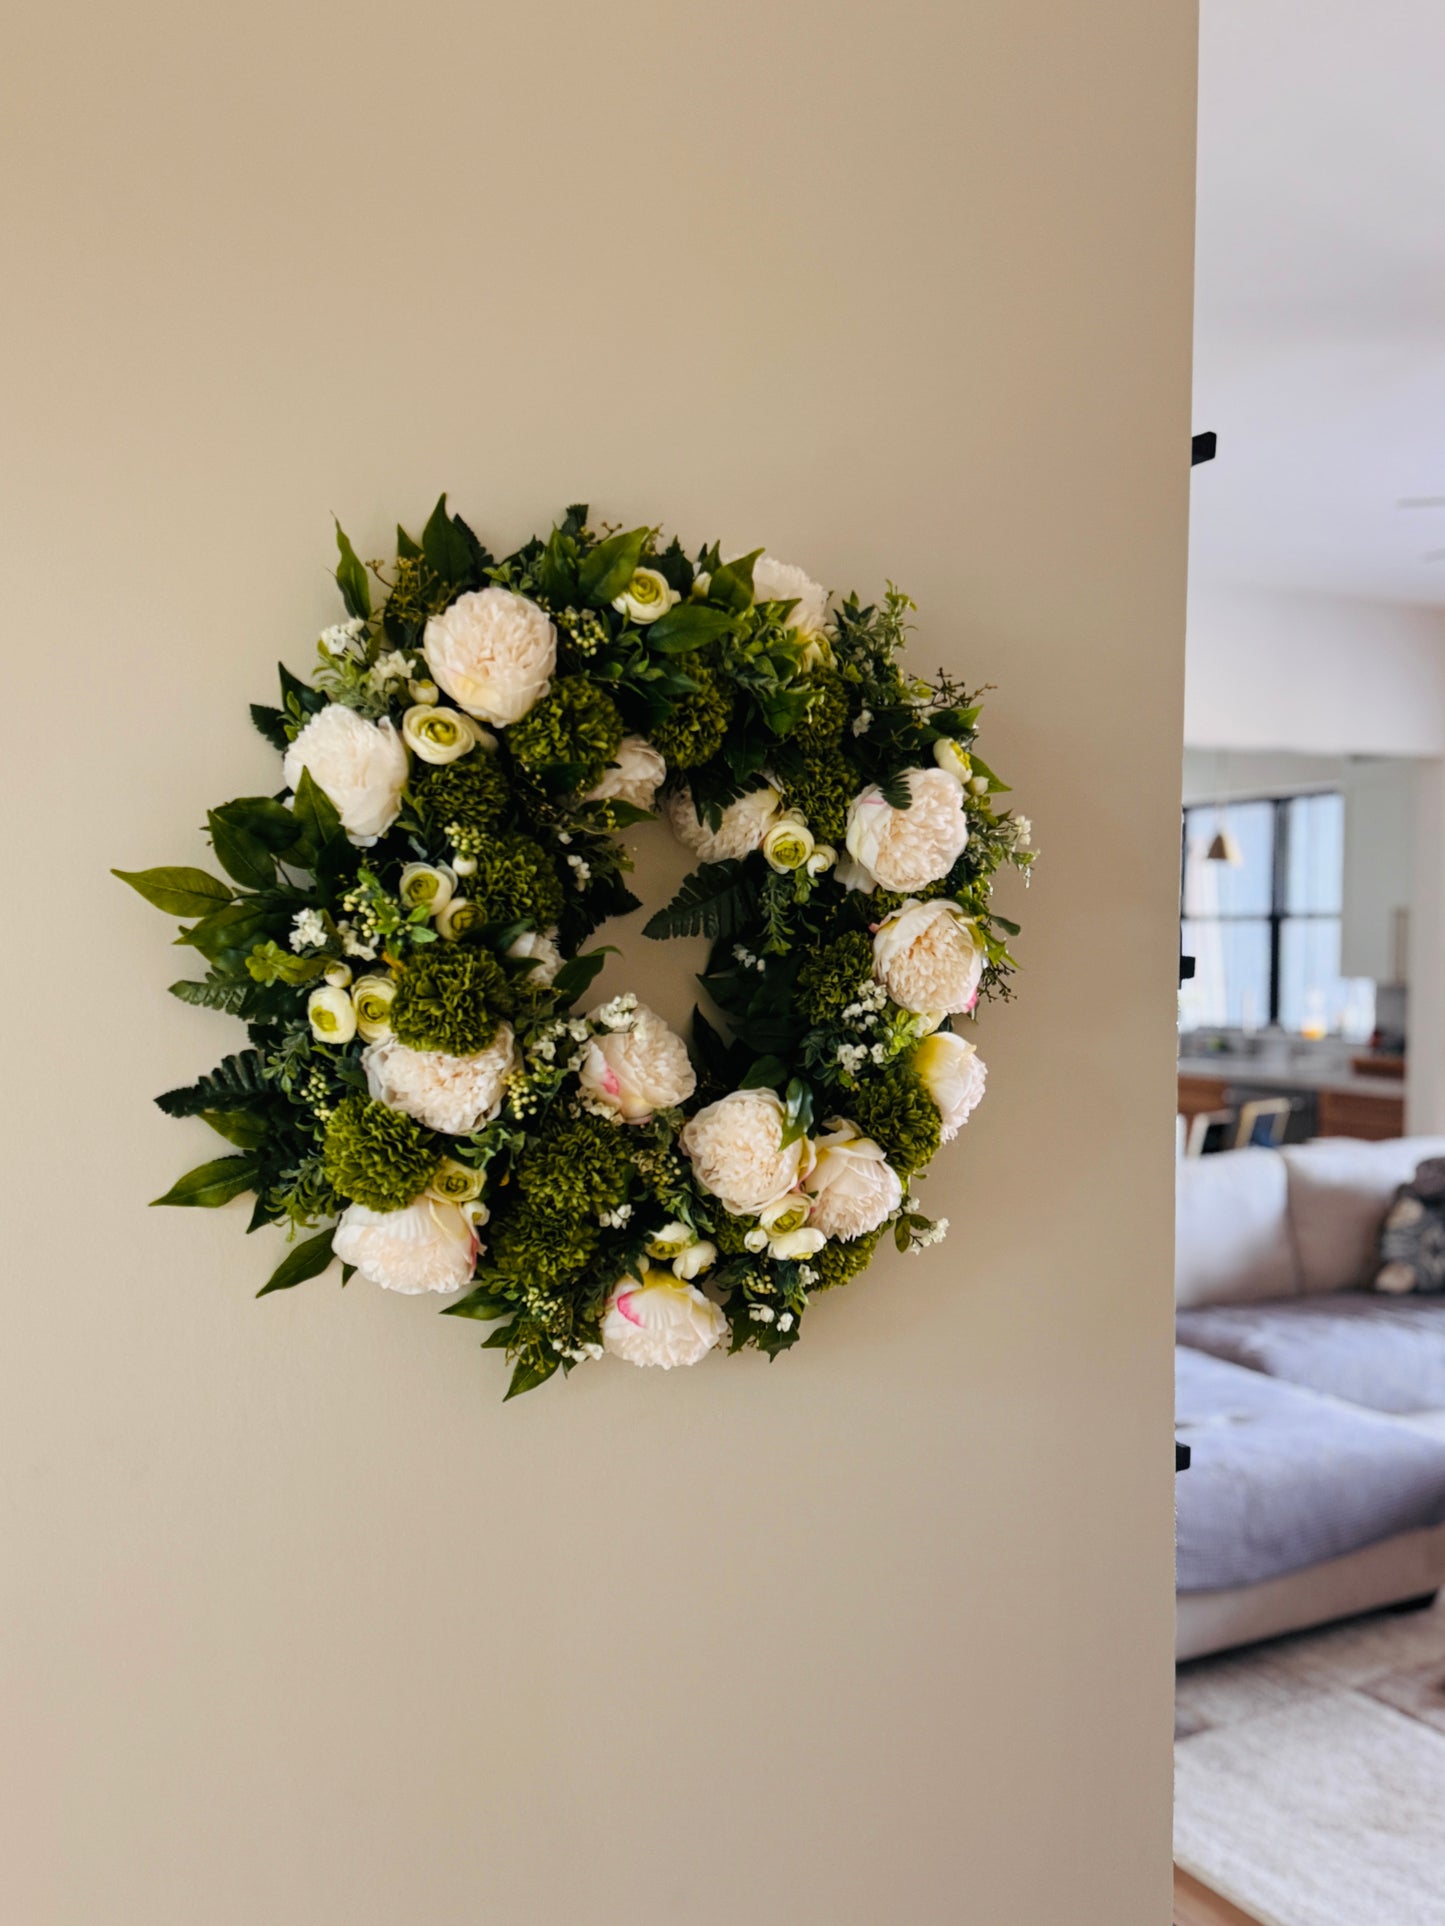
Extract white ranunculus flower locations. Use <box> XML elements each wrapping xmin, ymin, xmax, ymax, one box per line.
<box><xmin>435</xmin><ymin>897</ymin><xmax>486</xmax><ymax>941</ymax></box>
<box><xmin>584</xmin><ymin>735</ymin><xmax>666</xmax><ymax>812</ymax></box>
<box><xmin>422</xmin><ymin>586</ymin><xmax>557</xmax><ymax>725</ymax></box>
<box><xmin>282</xmin><ymin>703</ymin><xmax>409</xmax><ymax>846</ymax></box>
<box><xmin>769</xmin><ymin>1226</ymin><xmax>828</xmax><ymax>1260</ymax></box>
<box><xmin>752</xmin><ymin>555</ymin><xmax>829</xmax><ymax>637</ymax></box>
<box><xmin>323</xmin><ymin>961</ymin><xmax>352</xmax><ymax>989</ymax></box>
<box><xmin>350</xmin><ymin>972</ymin><xmax>397</xmax><ymax>1042</ymax></box>
<box><xmin>762</xmin><ymin>810</ymin><xmax>815</xmax><ymax>873</ymax></box>
<box><xmin>398</xmin><ymin>862</ymin><xmax>456</xmax><ymax>916</ymax></box>
<box><xmin>804</xmin><ymin>1122</ymin><xmax>903</xmax><ymax>1240</ymax></box>
<box><xmin>806</xmin><ymin>843</ymin><xmax>837</xmax><ymax>877</ymax></box>
<box><xmin>844</xmin><ymin>767</ymin><xmax>970</xmax><ymax>893</ymax></box>
<box><xmin>427</xmin><ymin>1157</ymin><xmax>485</xmax><ymax>1206</ymax></box>
<box><xmin>362</xmin><ymin>1027</ymin><xmax>518</xmax><ymax>1136</ymax></box>
<box><xmin>506</xmin><ymin>928</ymin><xmax>563</xmax><ymax>987</ymax></box>
<box><xmin>757</xmin><ymin>1191</ymin><xmax>812</xmax><ymax>1235</ymax></box>
<box><xmin>646</xmin><ymin>1221</ymin><xmax>694</xmax><ymax>1260</ymax></box>
<box><xmin>912</xmin><ymin>1030</ymin><xmax>988</xmax><ymax>1142</ymax></box>
<box><xmin>402</xmin><ymin>703</ymin><xmax>480</xmax><ymax>765</ymax></box>
<box><xmin>679</xmin><ymin>1088</ymin><xmax>815</xmax><ymax>1216</ymax></box>
<box><xmin>872</xmin><ymin>898</ymin><xmax>985</xmax><ymax>1016</ymax></box>
<box><xmin>308</xmin><ymin>984</ymin><xmax>357</xmax><ymax>1044</ymax></box>
<box><xmin>672</xmin><ymin>1240</ymin><xmax>718</xmax><ymax>1281</ymax></box>
<box><xmin>579</xmin><ymin>1003</ymin><xmax>696</xmax><ymax>1123</ymax></box>
<box><xmin>932</xmin><ymin>738</ymin><xmax>972</xmax><ymax>783</ymax></box>
<box><xmin>612</xmin><ymin>567</ymin><xmax>682</xmax><ymax>625</ymax></box>
<box><xmin>601</xmin><ymin>1272</ymin><xmax>728</xmax><ymax>1369</ymax></box>
<box><xmin>667</xmin><ymin>784</ymin><xmax>781</xmax><ymax>863</ymax></box>
<box><xmin>333</xmin><ymin>1197</ymin><xmax>477</xmax><ymax>1296</ymax></box>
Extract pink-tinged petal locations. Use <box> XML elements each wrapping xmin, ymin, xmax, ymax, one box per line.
<box><xmin>601</xmin><ymin>1065</ymin><xmax>622</xmax><ymax>1096</ymax></box>
<box><xmin>615</xmin><ymin>1289</ymin><xmax>644</xmax><ymax>1328</ymax></box>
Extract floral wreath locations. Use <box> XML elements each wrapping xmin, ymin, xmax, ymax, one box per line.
<box><xmin>117</xmin><ymin>499</ymin><xmax>1034</xmax><ymax>1398</ymax></box>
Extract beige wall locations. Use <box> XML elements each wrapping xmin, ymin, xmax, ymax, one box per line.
<box><xmin>0</xmin><ymin>4</ymin><xmax>1196</xmax><ymax>1922</ymax></box>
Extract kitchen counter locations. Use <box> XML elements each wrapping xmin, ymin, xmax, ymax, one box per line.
<box><xmin>1177</xmin><ymin>1055</ymin><xmax>1406</xmax><ymax>1099</ymax></box>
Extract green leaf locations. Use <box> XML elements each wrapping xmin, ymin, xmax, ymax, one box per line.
<box><xmin>646</xmin><ymin>603</ymin><xmax>735</xmax><ymax>652</ymax></box>
<box><xmin>167</xmin><ymin>975</ymin><xmax>295</xmax><ymax>1019</ymax></box>
<box><xmin>249</xmin><ymin>703</ymin><xmax>290</xmax><ymax>751</ymax></box>
<box><xmin>244</xmin><ymin>941</ymin><xmax>327</xmax><ymax>986</ymax></box>
<box><xmin>278</xmin><ymin>660</ymin><xmax>325</xmax><ymax>718</ymax></box>
<box><xmin>551</xmin><ymin>946</ymin><xmax>617</xmax><ymax>1006</ymax></box>
<box><xmin>176</xmin><ymin>898</ymin><xmax>279</xmax><ymax>963</ymax></box>
<box><xmin>708</xmin><ymin>548</ymin><xmax>763</xmax><ymax>613</ymax></box>
<box><xmin>396</xmin><ymin>524</ymin><xmax>421</xmax><ymax>559</ymax></box>
<box><xmin>334</xmin><ymin>520</ymin><xmax>372</xmax><ymax>621</ymax></box>
<box><xmin>967</xmin><ymin>754</ymin><xmax>1010</xmax><ymax>794</ymax></box>
<box><xmin>290</xmin><ymin>766</ymin><xmax>345</xmax><ymax>859</ymax></box>
<box><xmin>421</xmin><ymin>493</ymin><xmax>475</xmax><ymax>587</ymax></box>
<box><xmin>257</xmin><ymin>1227</ymin><xmax>336</xmax><ymax>1296</ymax></box>
<box><xmin>578</xmin><ymin>526</ymin><xmax>649</xmax><ymax>606</ymax></box>
<box><xmin>113</xmin><ymin>866</ymin><xmax>234</xmax><ymax>918</ymax></box>
<box><xmin>443</xmin><ymin>1286</ymin><xmax>514</xmax><ymax>1321</ymax></box>
<box><xmin>214</xmin><ymin>796</ymin><xmax>304</xmax><ymax>854</ymax></box>
<box><xmin>151</xmin><ymin>1154</ymin><xmax>261</xmax><ymax>1209</ymax></box>
<box><xmin>535</xmin><ymin>524</ymin><xmax>580</xmax><ymax>606</ymax></box>
<box><xmin>504</xmin><ymin>1351</ymin><xmax>561</xmax><ymax>1400</ymax></box>
<box><xmin>740</xmin><ymin>1055</ymin><xmax>787</xmax><ymax>1091</ymax></box>
<box><xmin>480</xmin><ymin>1323</ymin><xmax>516</xmax><ymax>1350</ymax></box>
<box><xmin>779</xmin><ymin>1076</ymin><xmax>814</xmax><ymax>1150</ymax></box>
<box><xmin>642</xmin><ymin>863</ymin><xmax>758</xmax><ymax>943</ymax></box>
<box><xmin>207</xmin><ymin>811</ymin><xmax>277</xmax><ymax>891</ymax></box>
<box><xmin>895</xmin><ymin>1219</ymin><xmax>912</xmax><ymax>1254</ymax></box>
<box><xmin>156</xmin><ymin>1049</ymin><xmax>270</xmax><ymax>1118</ymax></box>
<box><xmin>202</xmin><ymin>1108</ymin><xmax>270</xmax><ymax>1149</ymax></box>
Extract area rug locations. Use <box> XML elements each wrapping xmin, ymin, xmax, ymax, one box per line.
<box><xmin>1175</xmin><ymin>1689</ymin><xmax>1445</xmax><ymax>1926</ymax></box>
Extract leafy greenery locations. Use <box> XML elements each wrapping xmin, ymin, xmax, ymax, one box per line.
<box><xmin>322</xmin><ymin>1095</ymin><xmax>438</xmax><ymax>1212</ymax></box>
<box><xmin>390</xmin><ymin>945</ymin><xmax>511</xmax><ymax>1056</ymax></box>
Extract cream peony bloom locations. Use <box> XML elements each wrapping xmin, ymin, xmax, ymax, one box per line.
<box><xmin>679</xmin><ymin>1088</ymin><xmax>814</xmax><ymax>1216</ymax></box>
<box><xmin>667</xmin><ymin>784</ymin><xmax>781</xmax><ymax>863</ymax></box>
<box><xmin>601</xmin><ymin>1272</ymin><xmax>728</xmax><ymax>1369</ymax></box>
<box><xmin>844</xmin><ymin>767</ymin><xmax>970</xmax><ymax>893</ymax></box>
<box><xmin>401</xmin><ymin>703</ymin><xmax>480</xmax><ymax>765</ymax></box>
<box><xmin>612</xmin><ymin>567</ymin><xmax>681</xmax><ymax>625</ymax></box>
<box><xmin>308</xmin><ymin>984</ymin><xmax>357</xmax><ymax>1044</ymax></box>
<box><xmin>506</xmin><ymin>928</ymin><xmax>564</xmax><ymax>987</ymax></box>
<box><xmin>752</xmin><ymin>555</ymin><xmax>829</xmax><ymax>637</ymax></box>
<box><xmin>362</xmin><ymin>1027</ymin><xmax>518</xmax><ymax>1136</ymax></box>
<box><xmin>350</xmin><ymin>972</ymin><xmax>397</xmax><ymax>1042</ymax></box>
<box><xmin>804</xmin><ymin>1122</ymin><xmax>903</xmax><ymax>1241</ymax></box>
<box><xmin>422</xmin><ymin>586</ymin><xmax>557</xmax><ymax>725</ymax></box>
<box><xmin>333</xmin><ymin>1197</ymin><xmax>477</xmax><ymax>1296</ymax></box>
<box><xmin>872</xmin><ymin>899</ymin><xmax>985</xmax><ymax>1015</ymax></box>
<box><xmin>282</xmin><ymin>703</ymin><xmax>409</xmax><ymax>845</ymax></box>
<box><xmin>584</xmin><ymin>735</ymin><xmax>666</xmax><ymax>812</ymax></box>
<box><xmin>579</xmin><ymin>1003</ymin><xmax>696</xmax><ymax>1123</ymax></box>
<box><xmin>762</xmin><ymin>811</ymin><xmax>815</xmax><ymax>873</ymax></box>
<box><xmin>912</xmin><ymin>1030</ymin><xmax>987</xmax><ymax>1142</ymax></box>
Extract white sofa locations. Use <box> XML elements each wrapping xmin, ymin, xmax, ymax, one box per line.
<box><xmin>1175</xmin><ymin>1135</ymin><xmax>1445</xmax><ymax>1661</ymax></box>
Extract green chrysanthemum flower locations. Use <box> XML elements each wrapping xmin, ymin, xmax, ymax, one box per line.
<box><xmin>517</xmin><ymin>1114</ymin><xmax>632</xmax><ymax>1217</ymax></box>
<box><xmin>845</xmin><ymin>1065</ymin><xmax>942</xmax><ymax>1176</ymax></box>
<box><xmin>780</xmin><ymin>744</ymin><xmax>855</xmax><ymax>844</ymax></box>
<box><xmin>711</xmin><ymin>1209</ymin><xmax>757</xmax><ymax>1256</ymax></box>
<box><xmin>508</xmin><ymin>676</ymin><xmax>625</xmax><ymax>788</ymax></box>
<box><xmin>465</xmin><ymin>833</ymin><xmax>565</xmax><ymax>930</ymax></box>
<box><xmin>415</xmin><ymin>750</ymin><xmax>509</xmax><ymax>839</ymax></box>
<box><xmin>794</xmin><ymin>668</ymin><xmax>849</xmax><ymax>750</ymax></box>
<box><xmin>811</xmin><ymin>1226</ymin><xmax>884</xmax><ymax>1292</ymax></box>
<box><xmin>390</xmin><ymin>944</ymin><xmax>511</xmax><ymax>1056</ymax></box>
<box><xmin>489</xmin><ymin>1205</ymin><xmax>599</xmax><ymax>1287</ymax></box>
<box><xmin>796</xmin><ymin>931</ymin><xmax>876</xmax><ymax>1027</ymax></box>
<box><xmin>322</xmin><ymin>1094</ymin><xmax>438</xmax><ymax>1212</ymax></box>
<box><xmin>651</xmin><ymin>657</ymin><xmax>733</xmax><ymax>769</ymax></box>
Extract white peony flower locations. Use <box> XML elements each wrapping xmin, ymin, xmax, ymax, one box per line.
<box><xmin>601</xmin><ymin>1272</ymin><xmax>728</xmax><ymax>1369</ymax></box>
<box><xmin>932</xmin><ymin>738</ymin><xmax>972</xmax><ymax>783</ymax></box>
<box><xmin>401</xmin><ymin>703</ymin><xmax>481</xmax><ymax>765</ymax></box>
<box><xmin>612</xmin><ymin>567</ymin><xmax>681</xmax><ymax>625</ymax></box>
<box><xmin>350</xmin><ymin>972</ymin><xmax>397</xmax><ymax>1042</ymax></box>
<box><xmin>804</xmin><ymin>1122</ymin><xmax>903</xmax><ymax>1240</ymax></box>
<box><xmin>667</xmin><ymin>784</ymin><xmax>781</xmax><ymax>863</ymax></box>
<box><xmin>912</xmin><ymin>1030</ymin><xmax>987</xmax><ymax>1142</ymax></box>
<box><xmin>872</xmin><ymin>899</ymin><xmax>985</xmax><ymax>1016</ymax></box>
<box><xmin>844</xmin><ymin>767</ymin><xmax>970</xmax><ymax>893</ymax></box>
<box><xmin>672</xmin><ymin>1240</ymin><xmax>718</xmax><ymax>1281</ymax></box>
<box><xmin>398</xmin><ymin>862</ymin><xmax>456</xmax><ymax>916</ymax></box>
<box><xmin>762</xmin><ymin>810</ymin><xmax>815</xmax><ymax>873</ymax></box>
<box><xmin>422</xmin><ymin>586</ymin><xmax>557</xmax><ymax>725</ymax></box>
<box><xmin>308</xmin><ymin>984</ymin><xmax>357</xmax><ymax>1044</ymax></box>
<box><xmin>579</xmin><ymin>1003</ymin><xmax>696</xmax><ymax>1123</ymax></box>
<box><xmin>752</xmin><ymin>555</ymin><xmax>829</xmax><ymax>637</ymax></box>
<box><xmin>506</xmin><ymin>928</ymin><xmax>563</xmax><ymax>987</ymax></box>
<box><xmin>282</xmin><ymin>703</ymin><xmax>409</xmax><ymax>846</ymax></box>
<box><xmin>362</xmin><ymin>1027</ymin><xmax>518</xmax><ymax>1136</ymax></box>
<box><xmin>333</xmin><ymin>1197</ymin><xmax>477</xmax><ymax>1296</ymax></box>
<box><xmin>679</xmin><ymin>1088</ymin><xmax>815</xmax><ymax>1216</ymax></box>
<box><xmin>584</xmin><ymin>735</ymin><xmax>666</xmax><ymax>812</ymax></box>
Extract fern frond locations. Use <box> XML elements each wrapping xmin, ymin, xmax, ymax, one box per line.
<box><xmin>642</xmin><ymin>863</ymin><xmax>758</xmax><ymax>942</ymax></box>
<box><xmin>155</xmin><ymin>1048</ymin><xmax>272</xmax><ymax>1118</ymax></box>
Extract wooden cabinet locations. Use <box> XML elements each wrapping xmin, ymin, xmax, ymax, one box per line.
<box><xmin>1178</xmin><ymin>1075</ymin><xmax>1229</xmax><ymax>1127</ymax></box>
<box><xmin>1317</xmin><ymin>1088</ymin><xmax>1405</xmax><ymax>1141</ymax></box>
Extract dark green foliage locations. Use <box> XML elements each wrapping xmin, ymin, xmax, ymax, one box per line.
<box><xmin>467</xmin><ymin>833</ymin><xmax>565</xmax><ymax>929</ymax></box>
<box><xmin>489</xmin><ymin>1206</ymin><xmax>599</xmax><ymax>1287</ymax></box>
<box><xmin>779</xmin><ymin>744</ymin><xmax>855</xmax><ymax>844</ymax></box>
<box><xmin>322</xmin><ymin>1095</ymin><xmax>437</xmax><ymax>1212</ymax></box>
<box><xmin>414</xmin><ymin>750</ymin><xmax>509</xmax><ymax>838</ymax></box>
<box><xmin>257</xmin><ymin>1227</ymin><xmax>336</xmax><ymax>1296</ymax></box>
<box><xmin>508</xmin><ymin>676</ymin><xmax>624</xmax><ymax>787</ymax></box>
<box><xmin>517</xmin><ymin>1114</ymin><xmax>632</xmax><ymax>1216</ymax></box>
<box><xmin>391</xmin><ymin>945</ymin><xmax>510</xmax><ymax>1056</ymax></box>
<box><xmin>811</xmin><ymin>1226</ymin><xmax>885</xmax><ymax>1290</ymax></box>
<box><xmin>793</xmin><ymin>668</ymin><xmax>849</xmax><ymax>750</ymax></box>
<box><xmin>650</xmin><ymin>657</ymin><xmax>732</xmax><ymax>768</ymax></box>
<box><xmin>642</xmin><ymin>862</ymin><xmax>758</xmax><ymax>942</ymax></box>
<box><xmin>155</xmin><ymin>1049</ymin><xmax>270</xmax><ymax>1119</ymax></box>
<box><xmin>845</xmin><ymin>1066</ymin><xmax>942</xmax><ymax>1176</ymax></box>
<box><xmin>795</xmin><ymin>932</ymin><xmax>876</xmax><ymax>1026</ymax></box>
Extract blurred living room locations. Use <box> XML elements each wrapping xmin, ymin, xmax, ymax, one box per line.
<box><xmin>1174</xmin><ymin>6</ymin><xmax>1445</xmax><ymax>1924</ymax></box>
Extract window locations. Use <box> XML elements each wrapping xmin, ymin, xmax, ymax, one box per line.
<box><xmin>1180</xmin><ymin>792</ymin><xmax>1375</xmax><ymax>1038</ymax></box>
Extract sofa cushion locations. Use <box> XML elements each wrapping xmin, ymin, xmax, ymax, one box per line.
<box><xmin>1283</xmin><ymin>1136</ymin><xmax>1445</xmax><ymax>1295</ymax></box>
<box><xmin>1176</xmin><ymin>1147</ymin><xmax>1298</xmax><ymax>1309</ymax></box>
<box><xmin>1175</xmin><ymin>1346</ymin><xmax>1445</xmax><ymax>1592</ymax></box>
<box><xmin>1177</xmin><ymin>1292</ymin><xmax>1445</xmax><ymax>1414</ymax></box>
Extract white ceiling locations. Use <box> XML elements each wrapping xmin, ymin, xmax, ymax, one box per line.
<box><xmin>1191</xmin><ymin>1</ymin><xmax>1445</xmax><ymax>603</ymax></box>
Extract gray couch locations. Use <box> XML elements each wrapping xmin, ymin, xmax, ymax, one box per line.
<box><xmin>1175</xmin><ymin>1135</ymin><xmax>1445</xmax><ymax>1660</ymax></box>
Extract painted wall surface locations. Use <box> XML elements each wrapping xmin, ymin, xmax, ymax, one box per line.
<box><xmin>0</xmin><ymin>6</ymin><xmax>1196</xmax><ymax>1923</ymax></box>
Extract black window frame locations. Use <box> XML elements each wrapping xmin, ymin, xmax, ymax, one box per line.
<box><xmin>1180</xmin><ymin>791</ymin><xmax>1344</xmax><ymax>1030</ymax></box>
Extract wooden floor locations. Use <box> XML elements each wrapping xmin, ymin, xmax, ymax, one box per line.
<box><xmin>1174</xmin><ymin>1866</ymin><xmax>1264</xmax><ymax>1926</ymax></box>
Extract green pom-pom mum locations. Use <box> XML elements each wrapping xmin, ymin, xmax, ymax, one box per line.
<box><xmin>509</xmin><ymin>676</ymin><xmax>624</xmax><ymax>787</ymax></box>
<box><xmin>845</xmin><ymin>1065</ymin><xmax>942</xmax><ymax>1176</ymax></box>
<box><xmin>490</xmin><ymin>1205</ymin><xmax>599</xmax><ymax>1286</ymax></box>
<box><xmin>796</xmin><ymin>931</ymin><xmax>876</xmax><ymax>1027</ymax></box>
<box><xmin>711</xmin><ymin>1210</ymin><xmax>756</xmax><ymax>1255</ymax></box>
<box><xmin>794</xmin><ymin>668</ymin><xmax>849</xmax><ymax>750</ymax></box>
<box><xmin>811</xmin><ymin>1226</ymin><xmax>884</xmax><ymax>1291</ymax></box>
<box><xmin>466</xmin><ymin>833</ymin><xmax>565</xmax><ymax>929</ymax></box>
<box><xmin>391</xmin><ymin>944</ymin><xmax>510</xmax><ymax>1056</ymax></box>
<box><xmin>415</xmin><ymin>749</ymin><xmax>508</xmax><ymax>839</ymax></box>
<box><xmin>781</xmin><ymin>744</ymin><xmax>855</xmax><ymax>845</ymax></box>
<box><xmin>322</xmin><ymin>1094</ymin><xmax>437</xmax><ymax>1212</ymax></box>
<box><xmin>517</xmin><ymin>1114</ymin><xmax>632</xmax><ymax>1217</ymax></box>
<box><xmin>651</xmin><ymin>657</ymin><xmax>733</xmax><ymax>769</ymax></box>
